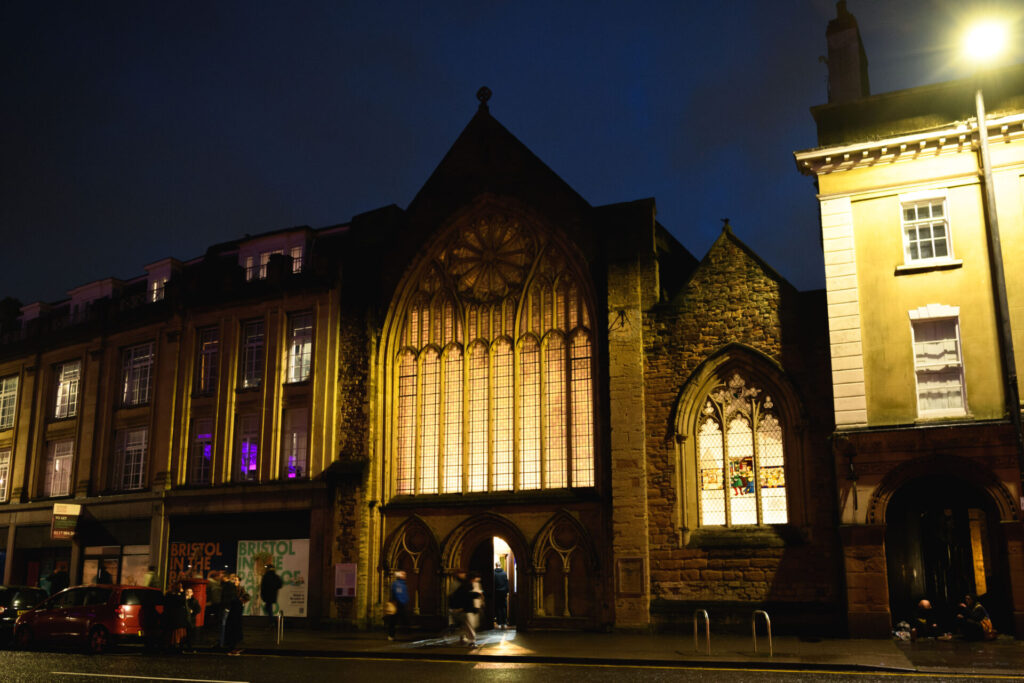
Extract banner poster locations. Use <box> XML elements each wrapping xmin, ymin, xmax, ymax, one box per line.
<box><xmin>237</xmin><ymin>539</ymin><xmax>309</xmax><ymax>617</ymax></box>
<box><xmin>167</xmin><ymin>541</ymin><xmax>235</xmax><ymax>589</ymax></box>
<box><xmin>51</xmin><ymin>503</ymin><xmax>81</xmax><ymax>540</ymax></box>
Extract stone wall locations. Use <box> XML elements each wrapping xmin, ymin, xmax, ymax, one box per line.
<box><xmin>642</xmin><ymin>228</ymin><xmax>842</xmax><ymax>631</ymax></box>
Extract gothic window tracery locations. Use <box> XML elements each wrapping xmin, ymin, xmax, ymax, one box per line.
<box><xmin>697</xmin><ymin>372</ymin><xmax>788</xmax><ymax>526</ymax></box>
<box><xmin>393</xmin><ymin>214</ymin><xmax>594</xmax><ymax>495</ymax></box>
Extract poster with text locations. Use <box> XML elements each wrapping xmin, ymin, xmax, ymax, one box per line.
<box><xmin>237</xmin><ymin>538</ymin><xmax>309</xmax><ymax>617</ymax></box>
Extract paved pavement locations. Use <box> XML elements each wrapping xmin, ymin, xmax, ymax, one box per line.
<box><xmin>204</xmin><ymin>622</ymin><xmax>1024</xmax><ymax>677</ymax></box>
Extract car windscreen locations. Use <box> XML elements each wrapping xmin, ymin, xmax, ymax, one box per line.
<box><xmin>11</xmin><ymin>589</ymin><xmax>47</xmax><ymax>609</ymax></box>
<box><xmin>0</xmin><ymin>589</ymin><xmax>15</xmax><ymax>606</ymax></box>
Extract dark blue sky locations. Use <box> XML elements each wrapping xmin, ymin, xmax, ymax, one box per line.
<box><xmin>3</xmin><ymin>1</ymin><xmax>1022</xmax><ymax>304</ymax></box>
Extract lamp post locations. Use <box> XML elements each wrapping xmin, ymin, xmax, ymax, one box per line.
<box><xmin>965</xmin><ymin>20</ymin><xmax>1024</xmax><ymax>512</ymax></box>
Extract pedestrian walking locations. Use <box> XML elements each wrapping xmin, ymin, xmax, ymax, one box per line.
<box><xmin>493</xmin><ymin>562</ymin><xmax>509</xmax><ymax>629</ymax></box>
<box><xmin>260</xmin><ymin>564</ymin><xmax>283</xmax><ymax>630</ymax></box>
<box><xmin>469</xmin><ymin>574</ymin><xmax>484</xmax><ymax>633</ymax></box>
<box><xmin>47</xmin><ymin>562</ymin><xmax>70</xmax><ymax>595</ymax></box>
<box><xmin>448</xmin><ymin>571</ymin><xmax>477</xmax><ymax>647</ymax></box>
<box><xmin>142</xmin><ymin>565</ymin><xmax>161</xmax><ymax>589</ymax></box>
<box><xmin>385</xmin><ymin>570</ymin><xmax>410</xmax><ymax>641</ymax></box>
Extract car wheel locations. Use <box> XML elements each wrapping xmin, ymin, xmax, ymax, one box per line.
<box><xmin>88</xmin><ymin>626</ymin><xmax>109</xmax><ymax>655</ymax></box>
<box><xmin>14</xmin><ymin>626</ymin><xmax>33</xmax><ymax>650</ymax></box>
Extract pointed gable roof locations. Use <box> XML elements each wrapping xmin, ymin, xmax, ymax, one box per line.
<box><xmin>405</xmin><ymin>95</ymin><xmax>592</xmax><ymax>237</ymax></box>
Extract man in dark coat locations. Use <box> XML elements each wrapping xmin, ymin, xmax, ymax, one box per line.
<box><xmin>259</xmin><ymin>564</ymin><xmax>284</xmax><ymax>630</ymax></box>
<box><xmin>493</xmin><ymin>562</ymin><xmax>510</xmax><ymax>629</ymax></box>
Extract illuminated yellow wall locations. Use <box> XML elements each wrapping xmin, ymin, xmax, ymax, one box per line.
<box><xmin>817</xmin><ymin>137</ymin><xmax>1024</xmax><ymax>427</ymax></box>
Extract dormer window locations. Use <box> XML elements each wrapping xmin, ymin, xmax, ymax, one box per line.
<box><xmin>144</xmin><ymin>258</ymin><xmax>180</xmax><ymax>303</ymax></box>
<box><xmin>238</xmin><ymin>231</ymin><xmax>309</xmax><ymax>281</ymax></box>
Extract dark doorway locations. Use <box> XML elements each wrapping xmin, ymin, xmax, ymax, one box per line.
<box><xmin>466</xmin><ymin>535</ymin><xmax>516</xmax><ymax>630</ymax></box>
<box><xmin>885</xmin><ymin>476</ymin><xmax>1010</xmax><ymax>632</ymax></box>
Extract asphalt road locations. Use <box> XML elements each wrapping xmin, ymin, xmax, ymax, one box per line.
<box><xmin>0</xmin><ymin>650</ymin><xmax>1020</xmax><ymax>683</ymax></box>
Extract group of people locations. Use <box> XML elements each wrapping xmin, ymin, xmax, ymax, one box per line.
<box><xmin>910</xmin><ymin>593</ymin><xmax>997</xmax><ymax>641</ymax></box>
<box><xmin>202</xmin><ymin>564</ymin><xmax>284</xmax><ymax>655</ymax></box>
<box><xmin>385</xmin><ymin>561</ymin><xmax>511</xmax><ymax>645</ymax></box>
<box><xmin>162</xmin><ymin>584</ymin><xmax>201</xmax><ymax>651</ymax></box>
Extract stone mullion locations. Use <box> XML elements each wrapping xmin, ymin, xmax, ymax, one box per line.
<box><xmin>413</xmin><ymin>351</ymin><xmax>422</xmax><ymax>496</ymax></box>
<box><xmin>751</xmin><ymin>401</ymin><xmax>763</xmax><ymax>526</ymax></box>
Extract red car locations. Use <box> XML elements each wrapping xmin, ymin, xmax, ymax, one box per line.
<box><xmin>14</xmin><ymin>585</ymin><xmax>163</xmax><ymax>653</ymax></box>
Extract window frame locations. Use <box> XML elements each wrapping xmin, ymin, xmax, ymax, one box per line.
<box><xmin>235</xmin><ymin>414</ymin><xmax>260</xmax><ymax>482</ymax></box>
<box><xmin>282</xmin><ymin>407</ymin><xmax>309</xmax><ymax>480</ymax></box>
<box><xmin>910</xmin><ymin>308</ymin><xmax>968</xmax><ymax>418</ymax></box>
<box><xmin>285</xmin><ymin>311</ymin><xmax>313</xmax><ymax>384</ymax></box>
<box><xmin>54</xmin><ymin>360</ymin><xmax>81</xmax><ymax>420</ymax></box>
<box><xmin>120</xmin><ymin>342</ymin><xmax>155</xmax><ymax>408</ymax></box>
<box><xmin>44</xmin><ymin>439</ymin><xmax>74</xmax><ymax>498</ymax></box>
<box><xmin>188</xmin><ymin>418</ymin><xmax>214</xmax><ymax>486</ymax></box>
<box><xmin>195</xmin><ymin>326</ymin><xmax>220</xmax><ymax>395</ymax></box>
<box><xmin>0</xmin><ymin>375</ymin><xmax>18</xmax><ymax>431</ymax></box>
<box><xmin>0</xmin><ymin>448</ymin><xmax>10</xmax><ymax>502</ymax></box>
<box><xmin>694</xmin><ymin>372</ymin><xmax>789</xmax><ymax>528</ymax></box>
<box><xmin>239</xmin><ymin>319</ymin><xmax>265</xmax><ymax>389</ymax></box>
<box><xmin>113</xmin><ymin>426</ymin><xmax>148</xmax><ymax>492</ymax></box>
<box><xmin>900</xmin><ymin>191</ymin><xmax>954</xmax><ymax>266</ymax></box>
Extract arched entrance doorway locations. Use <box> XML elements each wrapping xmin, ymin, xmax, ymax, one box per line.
<box><xmin>466</xmin><ymin>536</ymin><xmax>517</xmax><ymax>630</ymax></box>
<box><xmin>885</xmin><ymin>475</ymin><xmax>1011</xmax><ymax>631</ymax></box>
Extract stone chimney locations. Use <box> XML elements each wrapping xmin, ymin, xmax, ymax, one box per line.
<box><xmin>826</xmin><ymin>0</ymin><xmax>870</xmax><ymax>103</ymax></box>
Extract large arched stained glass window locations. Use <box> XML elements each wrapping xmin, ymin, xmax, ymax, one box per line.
<box><xmin>696</xmin><ymin>373</ymin><xmax>787</xmax><ymax>526</ymax></box>
<box><xmin>392</xmin><ymin>214</ymin><xmax>595</xmax><ymax>495</ymax></box>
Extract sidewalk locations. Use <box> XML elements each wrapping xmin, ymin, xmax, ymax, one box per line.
<box><xmin>211</xmin><ymin>625</ymin><xmax>1024</xmax><ymax>677</ymax></box>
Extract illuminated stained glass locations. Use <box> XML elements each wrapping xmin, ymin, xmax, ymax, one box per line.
<box><xmin>758</xmin><ymin>412</ymin><xmax>787</xmax><ymax>524</ymax></box>
<box><xmin>698</xmin><ymin>416</ymin><xmax>725</xmax><ymax>526</ymax></box>
<box><xmin>493</xmin><ymin>340</ymin><xmax>513</xmax><ymax>491</ymax></box>
<box><xmin>396</xmin><ymin>352</ymin><xmax>416</xmax><ymax>494</ymax></box>
<box><xmin>570</xmin><ymin>333</ymin><xmax>593</xmax><ymax>487</ymax></box>
<box><xmin>728</xmin><ymin>416</ymin><xmax>756</xmax><ymax>525</ymax></box>
<box><xmin>698</xmin><ymin>373</ymin><xmax>788</xmax><ymax>526</ymax></box>
<box><xmin>468</xmin><ymin>343</ymin><xmax>488</xmax><ymax>492</ymax></box>
<box><xmin>544</xmin><ymin>335</ymin><xmax>566</xmax><ymax>488</ymax></box>
<box><xmin>519</xmin><ymin>336</ymin><xmax>541</xmax><ymax>490</ymax></box>
<box><xmin>394</xmin><ymin>216</ymin><xmax>594</xmax><ymax>496</ymax></box>
<box><xmin>442</xmin><ymin>347</ymin><xmax>463</xmax><ymax>493</ymax></box>
<box><xmin>420</xmin><ymin>350</ymin><xmax>440</xmax><ymax>494</ymax></box>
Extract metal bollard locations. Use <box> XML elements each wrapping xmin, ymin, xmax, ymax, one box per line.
<box><xmin>693</xmin><ymin>608</ymin><xmax>710</xmax><ymax>655</ymax></box>
<box><xmin>751</xmin><ymin>609</ymin><xmax>772</xmax><ymax>657</ymax></box>
<box><xmin>276</xmin><ymin>610</ymin><xmax>284</xmax><ymax>645</ymax></box>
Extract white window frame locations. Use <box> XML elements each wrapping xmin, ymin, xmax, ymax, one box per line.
<box><xmin>240</xmin><ymin>320</ymin><xmax>264</xmax><ymax>389</ymax></box>
<box><xmin>113</xmin><ymin>427</ymin><xmax>148</xmax><ymax>491</ymax></box>
<box><xmin>0</xmin><ymin>448</ymin><xmax>10</xmax><ymax>502</ymax></box>
<box><xmin>44</xmin><ymin>439</ymin><xmax>74</xmax><ymax>497</ymax></box>
<box><xmin>286</xmin><ymin>312</ymin><xmax>313</xmax><ymax>383</ymax></box>
<box><xmin>900</xmin><ymin>190</ymin><xmax>954</xmax><ymax>266</ymax></box>
<box><xmin>0</xmin><ymin>375</ymin><xmax>18</xmax><ymax>430</ymax></box>
<box><xmin>121</xmin><ymin>342</ymin><xmax>154</xmax><ymax>407</ymax></box>
<box><xmin>910</xmin><ymin>304</ymin><xmax>967</xmax><ymax>418</ymax></box>
<box><xmin>55</xmin><ymin>361</ymin><xmax>81</xmax><ymax>419</ymax></box>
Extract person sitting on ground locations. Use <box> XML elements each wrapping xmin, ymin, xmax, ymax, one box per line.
<box><xmin>912</xmin><ymin>598</ymin><xmax>951</xmax><ymax>640</ymax></box>
<box><xmin>956</xmin><ymin>593</ymin><xmax>997</xmax><ymax>641</ymax></box>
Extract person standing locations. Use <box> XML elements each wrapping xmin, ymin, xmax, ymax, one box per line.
<box><xmin>493</xmin><ymin>562</ymin><xmax>509</xmax><ymax>629</ymax></box>
<box><xmin>386</xmin><ymin>570</ymin><xmax>410</xmax><ymax>641</ymax></box>
<box><xmin>162</xmin><ymin>584</ymin><xmax>190</xmax><ymax>652</ymax></box>
<box><xmin>142</xmin><ymin>565</ymin><xmax>161</xmax><ymax>589</ymax></box>
<box><xmin>259</xmin><ymin>564</ymin><xmax>283</xmax><ymax>630</ymax></box>
<box><xmin>183</xmin><ymin>586</ymin><xmax>201</xmax><ymax>652</ymax></box>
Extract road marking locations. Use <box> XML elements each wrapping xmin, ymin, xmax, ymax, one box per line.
<box><xmin>51</xmin><ymin>674</ymin><xmax>248</xmax><ymax>683</ymax></box>
<box><xmin>238</xmin><ymin>653</ymin><xmax>1024</xmax><ymax>679</ymax></box>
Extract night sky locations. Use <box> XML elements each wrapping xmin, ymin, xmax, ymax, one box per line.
<box><xmin>3</xmin><ymin>1</ymin><xmax>1023</xmax><ymax>305</ymax></box>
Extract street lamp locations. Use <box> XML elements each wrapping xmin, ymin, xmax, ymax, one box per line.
<box><xmin>963</xmin><ymin>19</ymin><xmax>1024</xmax><ymax>512</ymax></box>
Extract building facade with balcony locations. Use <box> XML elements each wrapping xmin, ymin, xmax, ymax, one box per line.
<box><xmin>795</xmin><ymin>5</ymin><xmax>1024</xmax><ymax>637</ymax></box>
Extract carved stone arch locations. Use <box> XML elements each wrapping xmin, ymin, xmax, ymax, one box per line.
<box><xmin>439</xmin><ymin>512</ymin><xmax>530</xmax><ymax>572</ymax></box>
<box><xmin>672</xmin><ymin>344</ymin><xmax>807</xmax><ymax>537</ymax></box>
<box><xmin>674</xmin><ymin>343</ymin><xmax>805</xmax><ymax>440</ymax></box>
<box><xmin>383</xmin><ymin>514</ymin><xmax>441</xmax><ymax>572</ymax></box>
<box><xmin>866</xmin><ymin>454</ymin><xmax>1019</xmax><ymax>524</ymax></box>
<box><xmin>382</xmin><ymin>515</ymin><xmax>443</xmax><ymax>617</ymax></box>
<box><xmin>530</xmin><ymin>509</ymin><xmax>598</xmax><ymax>571</ymax></box>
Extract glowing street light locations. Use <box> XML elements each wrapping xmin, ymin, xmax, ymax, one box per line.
<box><xmin>962</xmin><ymin>18</ymin><xmax>1024</xmax><ymax>511</ymax></box>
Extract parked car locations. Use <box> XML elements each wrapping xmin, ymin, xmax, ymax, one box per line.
<box><xmin>0</xmin><ymin>586</ymin><xmax>48</xmax><ymax>645</ymax></box>
<box><xmin>14</xmin><ymin>585</ymin><xmax>164</xmax><ymax>653</ymax></box>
